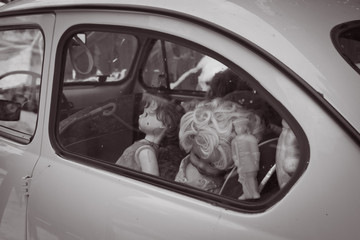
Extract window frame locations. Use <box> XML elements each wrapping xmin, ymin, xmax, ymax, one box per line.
<box><xmin>50</xmin><ymin>21</ymin><xmax>310</xmax><ymax>213</ymax></box>
<box><xmin>331</xmin><ymin>20</ymin><xmax>360</xmax><ymax>75</ymax></box>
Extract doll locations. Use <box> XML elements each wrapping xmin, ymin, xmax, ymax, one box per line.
<box><xmin>223</xmin><ymin>90</ymin><xmax>269</xmax><ymax>199</ymax></box>
<box><xmin>231</xmin><ymin>117</ymin><xmax>261</xmax><ymax>200</ymax></box>
<box><xmin>275</xmin><ymin>119</ymin><xmax>300</xmax><ymax>188</ymax></box>
<box><xmin>175</xmin><ymin>98</ymin><xmax>253</xmax><ymax>193</ymax></box>
<box><xmin>206</xmin><ymin>69</ymin><xmax>251</xmax><ymax>99</ymax></box>
<box><xmin>116</xmin><ymin>94</ymin><xmax>183</xmax><ymax>176</ymax></box>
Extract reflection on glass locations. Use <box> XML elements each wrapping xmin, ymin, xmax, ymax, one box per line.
<box><xmin>0</xmin><ymin>29</ymin><xmax>43</xmax><ymax>136</ymax></box>
<box><xmin>64</xmin><ymin>32</ymin><xmax>138</xmax><ymax>83</ymax></box>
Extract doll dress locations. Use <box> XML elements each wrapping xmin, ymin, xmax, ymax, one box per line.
<box><xmin>175</xmin><ymin>155</ymin><xmax>224</xmax><ymax>193</ymax></box>
<box><xmin>116</xmin><ymin>139</ymin><xmax>159</xmax><ymax>171</ymax></box>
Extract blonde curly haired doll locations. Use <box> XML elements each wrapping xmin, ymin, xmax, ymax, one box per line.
<box><xmin>175</xmin><ymin>98</ymin><xmax>261</xmax><ymax>194</ymax></box>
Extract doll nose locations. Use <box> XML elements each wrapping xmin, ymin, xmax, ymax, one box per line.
<box><xmin>139</xmin><ymin>112</ymin><xmax>145</xmax><ymax>118</ymax></box>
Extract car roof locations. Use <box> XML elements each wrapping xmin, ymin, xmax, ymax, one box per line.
<box><xmin>1</xmin><ymin>0</ymin><xmax>360</xmax><ymax>134</ymax></box>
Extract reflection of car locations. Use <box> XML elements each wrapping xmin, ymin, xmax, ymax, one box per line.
<box><xmin>0</xmin><ymin>0</ymin><xmax>359</xmax><ymax>239</ymax></box>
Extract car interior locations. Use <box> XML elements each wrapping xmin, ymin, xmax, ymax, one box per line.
<box><xmin>55</xmin><ymin>29</ymin><xmax>293</xmax><ymax>202</ymax></box>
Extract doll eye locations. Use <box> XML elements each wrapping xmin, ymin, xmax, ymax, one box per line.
<box><xmin>209</xmin><ymin>162</ymin><xmax>216</xmax><ymax>168</ymax></box>
<box><xmin>193</xmin><ymin>152</ymin><xmax>200</xmax><ymax>160</ymax></box>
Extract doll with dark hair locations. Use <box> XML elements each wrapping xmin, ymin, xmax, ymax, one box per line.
<box><xmin>116</xmin><ymin>94</ymin><xmax>184</xmax><ymax>176</ymax></box>
<box><xmin>206</xmin><ymin>69</ymin><xmax>251</xmax><ymax>99</ymax></box>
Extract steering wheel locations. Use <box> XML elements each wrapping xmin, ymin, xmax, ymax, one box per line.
<box><xmin>0</xmin><ymin>70</ymin><xmax>41</xmax><ymax>81</ymax></box>
<box><xmin>0</xmin><ymin>70</ymin><xmax>41</xmax><ymax>112</ymax></box>
<box><xmin>68</xmin><ymin>35</ymin><xmax>94</xmax><ymax>75</ymax></box>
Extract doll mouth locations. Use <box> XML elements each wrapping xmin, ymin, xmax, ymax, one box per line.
<box><xmin>194</xmin><ymin>165</ymin><xmax>226</xmax><ymax>177</ymax></box>
<box><xmin>196</xmin><ymin>167</ymin><xmax>206</xmax><ymax>176</ymax></box>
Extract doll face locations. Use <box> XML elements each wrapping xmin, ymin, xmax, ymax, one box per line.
<box><xmin>233</xmin><ymin>119</ymin><xmax>248</xmax><ymax>135</ymax></box>
<box><xmin>189</xmin><ymin>144</ymin><xmax>224</xmax><ymax>177</ymax></box>
<box><xmin>138</xmin><ymin>106</ymin><xmax>165</xmax><ymax>134</ymax></box>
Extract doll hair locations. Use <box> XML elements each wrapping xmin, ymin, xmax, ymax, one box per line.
<box><xmin>206</xmin><ymin>69</ymin><xmax>251</xmax><ymax>99</ymax></box>
<box><xmin>142</xmin><ymin>93</ymin><xmax>185</xmax><ymax>145</ymax></box>
<box><xmin>179</xmin><ymin>98</ymin><xmax>252</xmax><ymax>170</ymax></box>
<box><xmin>224</xmin><ymin>90</ymin><xmax>273</xmax><ymax>142</ymax></box>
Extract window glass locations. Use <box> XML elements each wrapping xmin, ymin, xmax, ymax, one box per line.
<box><xmin>0</xmin><ymin>29</ymin><xmax>43</xmax><ymax>137</ymax></box>
<box><xmin>142</xmin><ymin>40</ymin><xmax>227</xmax><ymax>91</ymax></box>
<box><xmin>57</xmin><ymin>30</ymin><xmax>303</xmax><ymax>207</ymax></box>
<box><xmin>333</xmin><ymin>22</ymin><xmax>360</xmax><ymax>72</ymax></box>
<box><xmin>64</xmin><ymin>31</ymin><xmax>137</xmax><ymax>83</ymax></box>
<box><xmin>142</xmin><ymin>40</ymin><xmax>167</xmax><ymax>88</ymax></box>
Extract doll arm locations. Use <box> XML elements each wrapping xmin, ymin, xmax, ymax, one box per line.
<box><xmin>138</xmin><ymin>147</ymin><xmax>160</xmax><ymax>176</ymax></box>
<box><xmin>231</xmin><ymin>134</ymin><xmax>260</xmax><ymax>173</ymax></box>
<box><xmin>231</xmin><ymin>134</ymin><xmax>260</xmax><ymax>200</ymax></box>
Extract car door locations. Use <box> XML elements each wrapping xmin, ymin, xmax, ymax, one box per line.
<box><xmin>26</xmin><ymin>10</ymin><xmax>223</xmax><ymax>240</ymax></box>
<box><xmin>26</xmin><ymin>7</ymin><xmax>313</xmax><ymax>240</ymax></box>
<box><xmin>0</xmin><ymin>14</ymin><xmax>55</xmax><ymax>240</ymax></box>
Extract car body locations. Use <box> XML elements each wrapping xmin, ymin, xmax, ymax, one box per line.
<box><xmin>0</xmin><ymin>0</ymin><xmax>359</xmax><ymax>239</ymax></box>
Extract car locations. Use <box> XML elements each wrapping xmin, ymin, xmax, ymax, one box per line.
<box><xmin>0</xmin><ymin>0</ymin><xmax>359</xmax><ymax>239</ymax></box>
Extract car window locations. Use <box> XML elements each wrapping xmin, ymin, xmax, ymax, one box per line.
<box><xmin>143</xmin><ymin>40</ymin><xmax>212</xmax><ymax>90</ymax></box>
<box><xmin>332</xmin><ymin>21</ymin><xmax>360</xmax><ymax>73</ymax></box>
<box><xmin>0</xmin><ymin>29</ymin><xmax>43</xmax><ymax>140</ymax></box>
<box><xmin>55</xmin><ymin>27</ymin><xmax>305</xmax><ymax>210</ymax></box>
<box><xmin>64</xmin><ymin>31</ymin><xmax>137</xmax><ymax>83</ymax></box>
<box><xmin>142</xmin><ymin>40</ymin><xmax>228</xmax><ymax>92</ymax></box>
